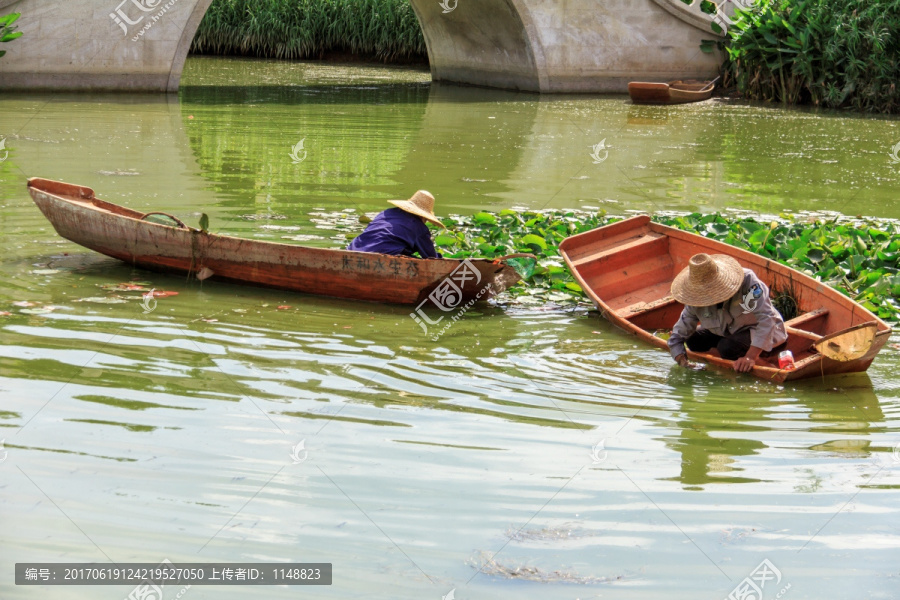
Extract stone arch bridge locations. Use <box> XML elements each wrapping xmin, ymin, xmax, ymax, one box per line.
<box><xmin>0</xmin><ymin>0</ymin><xmax>724</xmax><ymax>92</ymax></box>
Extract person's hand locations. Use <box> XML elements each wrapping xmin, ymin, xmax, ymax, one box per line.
<box><xmin>733</xmin><ymin>355</ymin><xmax>756</xmax><ymax>372</ymax></box>
<box><xmin>676</xmin><ymin>354</ymin><xmax>705</xmax><ymax>371</ymax></box>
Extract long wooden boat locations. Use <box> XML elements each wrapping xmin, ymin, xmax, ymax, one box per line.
<box><xmin>28</xmin><ymin>178</ymin><xmax>526</xmax><ymax>305</ymax></box>
<box><xmin>559</xmin><ymin>215</ymin><xmax>891</xmax><ymax>382</ymax></box>
<box><xmin>628</xmin><ymin>79</ymin><xmax>715</xmax><ymax>105</ymax></box>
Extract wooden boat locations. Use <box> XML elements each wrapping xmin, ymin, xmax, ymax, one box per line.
<box><xmin>28</xmin><ymin>178</ymin><xmax>527</xmax><ymax>305</ymax></box>
<box><xmin>628</xmin><ymin>79</ymin><xmax>715</xmax><ymax>105</ymax></box>
<box><xmin>559</xmin><ymin>215</ymin><xmax>891</xmax><ymax>382</ymax></box>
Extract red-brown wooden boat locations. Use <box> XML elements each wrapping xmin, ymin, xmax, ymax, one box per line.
<box><xmin>560</xmin><ymin>215</ymin><xmax>891</xmax><ymax>382</ymax></box>
<box><xmin>628</xmin><ymin>79</ymin><xmax>715</xmax><ymax>105</ymax></box>
<box><xmin>28</xmin><ymin>178</ymin><xmax>526</xmax><ymax>305</ymax></box>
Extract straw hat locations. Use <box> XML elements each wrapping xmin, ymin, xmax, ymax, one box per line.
<box><xmin>671</xmin><ymin>253</ymin><xmax>744</xmax><ymax>307</ymax></box>
<box><xmin>389</xmin><ymin>190</ymin><xmax>446</xmax><ymax>229</ymax></box>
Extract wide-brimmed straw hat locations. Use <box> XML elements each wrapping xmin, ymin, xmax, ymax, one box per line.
<box><xmin>671</xmin><ymin>253</ymin><xmax>744</xmax><ymax>306</ymax></box>
<box><xmin>389</xmin><ymin>190</ymin><xmax>446</xmax><ymax>229</ymax></box>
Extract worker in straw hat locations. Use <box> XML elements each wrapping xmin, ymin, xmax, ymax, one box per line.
<box><xmin>668</xmin><ymin>253</ymin><xmax>787</xmax><ymax>372</ymax></box>
<box><xmin>347</xmin><ymin>190</ymin><xmax>445</xmax><ymax>258</ymax></box>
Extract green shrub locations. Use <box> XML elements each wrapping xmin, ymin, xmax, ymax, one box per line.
<box><xmin>0</xmin><ymin>12</ymin><xmax>23</xmax><ymax>59</ymax></box>
<box><xmin>721</xmin><ymin>0</ymin><xmax>900</xmax><ymax>113</ymax></box>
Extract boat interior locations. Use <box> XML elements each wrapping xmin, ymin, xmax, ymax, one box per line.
<box><xmin>29</xmin><ymin>178</ymin><xmax>166</xmax><ymax>221</ymax></box>
<box><xmin>668</xmin><ymin>80</ymin><xmax>711</xmax><ymax>92</ymax></box>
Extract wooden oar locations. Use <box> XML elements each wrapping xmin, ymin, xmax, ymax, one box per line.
<box><xmin>698</xmin><ymin>76</ymin><xmax>721</xmax><ymax>93</ymax></box>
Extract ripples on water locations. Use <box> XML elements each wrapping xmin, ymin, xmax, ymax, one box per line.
<box><xmin>1</xmin><ymin>58</ymin><xmax>899</xmax><ymax>599</ymax></box>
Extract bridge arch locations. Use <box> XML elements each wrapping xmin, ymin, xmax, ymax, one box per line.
<box><xmin>0</xmin><ymin>0</ymin><xmax>721</xmax><ymax>93</ymax></box>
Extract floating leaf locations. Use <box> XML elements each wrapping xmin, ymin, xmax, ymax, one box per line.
<box><xmin>519</xmin><ymin>234</ymin><xmax>548</xmax><ymax>251</ymax></box>
<box><xmin>506</xmin><ymin>257</ymin><xmax>536</xmax><ymax>280</ymax></box>
<box><xmin>472</xmin><ymin>212</ymin><xmax>497</xmax><ymax>225</ymax></box>
<box><xmin>748</xmin><ymin>228</ymin><xmax>771</xmax><ymax>247</ymax></box>
<box><xmin>75</xmin><ymin>296</ymin><xmax>128</xmax><ymax>304</ymax></box>
<box><xmin>100</xmin><ymin>282</ymin><xmax>150</xmax><ymax>292</ymax></box>
<box><xmin>806</xmin><ymin>248</ymin><xmax>826</xmax><ymax>263</ymax></box>
<box><xmin>434</xmin><ymin>234</ymin><xmax>458</xmax><ymax>246</ymax></box>
<box><xmin>20</xmin><ymin>305</ymin><xmax>61</xmax><ymax>315</ymax></box>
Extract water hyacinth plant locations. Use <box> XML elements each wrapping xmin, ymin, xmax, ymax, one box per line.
<box><xmin>426</xmin><ymin>209</ymin><xmax>900</xmax><ymax>321</ymax></box>
<box><xmin>192</xmin><ymin>0</ymin><xmax>427</xmax><ymax>62</ymax></box>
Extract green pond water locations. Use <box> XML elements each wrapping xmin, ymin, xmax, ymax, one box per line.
<box><xmin>1</xmin><ymin>57</ymin><xmax>899</xmax><ymax>599</ymax></box>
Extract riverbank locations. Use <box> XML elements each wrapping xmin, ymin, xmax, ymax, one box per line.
<box><xmin>190</xmin><ymin>0</ymin><xmax>427</xmax><ymax>63</ymax></box>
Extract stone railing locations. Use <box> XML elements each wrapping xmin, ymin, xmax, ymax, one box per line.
<box><xmin>650</xmin><ymin>0</ymin><xmax>729</xmax><ymax>36</ymax></box>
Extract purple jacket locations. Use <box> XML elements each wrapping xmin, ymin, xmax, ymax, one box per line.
<box><xmin>347</xmin><ymin>208</ymin><xmax>440</xmax><ymax>258</ymax></box>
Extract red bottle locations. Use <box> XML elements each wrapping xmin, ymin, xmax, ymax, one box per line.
<box><xmin>778</xmin><ymin>350</ymin><xmax>795</xmax><ymax>370</ymax></box>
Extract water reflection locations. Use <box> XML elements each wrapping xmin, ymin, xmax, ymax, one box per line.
<box><xmin>663</xmin><ymin>370</ymin><xmax>887</xmax><ymax>489</ymax></box>
<box><xmin>178</xmin><ymin>81</ymin><xmax>432</xmax><ymax>208</ymax></box>
<box><xmin>172</xmin><ymin>58</ymin><xmax>900</xmax><ymax>220</ymax></box>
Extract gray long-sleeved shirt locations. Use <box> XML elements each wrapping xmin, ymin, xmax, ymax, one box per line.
<box><xmin>668</xmin><ymin>269</ymin><xmax>788</xmax><ymax>359</ymax></box>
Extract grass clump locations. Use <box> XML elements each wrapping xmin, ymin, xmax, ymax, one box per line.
<box><xmin>191</xmin><ymin>0</ymin><xmax>427</xmax><ymax>63</ymax></box>
<box><xmin>771</xmin><ymin>282</ymin><xmax>801</xmax><ymax>321</ymax></box>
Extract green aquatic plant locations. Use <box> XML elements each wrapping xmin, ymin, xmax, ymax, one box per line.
<box><xmin>426</xmin><ymin>209</ymin><xmax>900</xmax><ymax>321</ymax></box>
<box><xmin>191</xmin><ymin>0</ymin><xmax>426</xmax><ymax>62</ymax></box>
<box><xmin>433</xmin><ymin>209</ymin><xmax>609</xmax><ymax>305</ymax></box>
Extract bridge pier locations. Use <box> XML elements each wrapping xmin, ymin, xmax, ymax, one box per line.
<box><xmin>0</xmin><ymin>0</ymin><xmax>213</xmax><ymax>92</ymax></box>
<box><xmin>409</xmin><ymin>0</ymin><xmax>723</xmax><ymax>92</ymax></box>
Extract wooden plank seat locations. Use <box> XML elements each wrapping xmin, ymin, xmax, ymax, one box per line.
<box><xmin>617</xmin><ymin>290</ymin><xmax>678</xmax><ymax>318</ymax></box>
<box><xmin>784</xmin><ymin>307</ymin><xmax>828</xmax><ymax>329</ymax></box>
<box><xmin>569</xmin><ymin>231</ymin><xmax>667</xmax><ymax>268</ymax></box>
